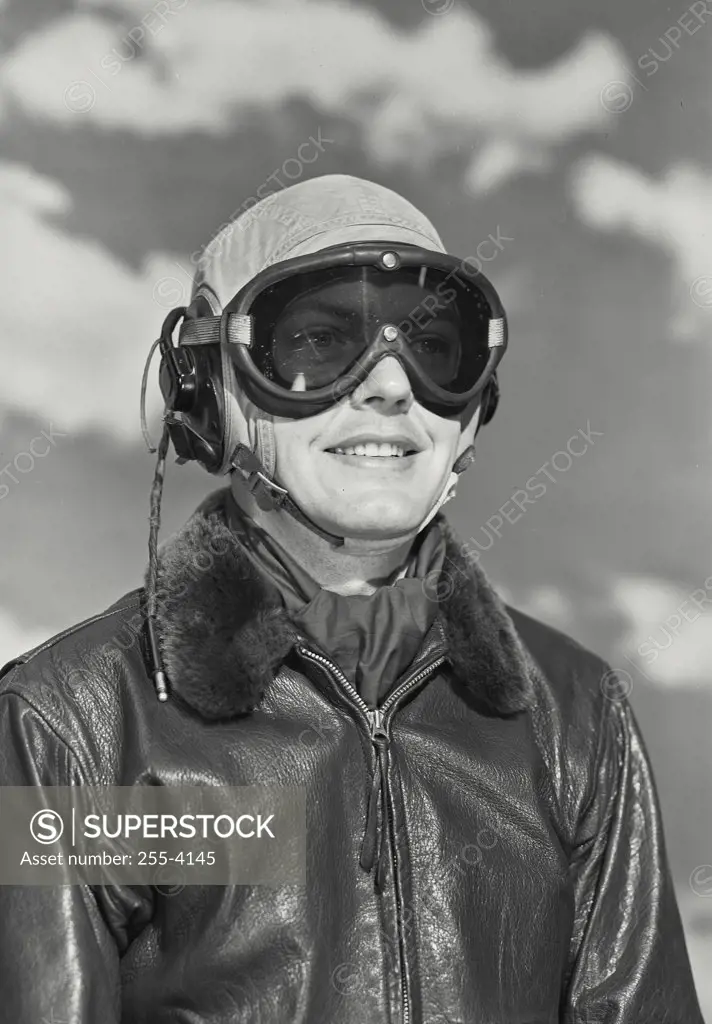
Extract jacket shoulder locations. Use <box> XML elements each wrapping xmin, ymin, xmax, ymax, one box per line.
<box><xmin>505</xmin><ymin>605</ymin><xmax>628</xmax><ymax>840</ymax></box>
<box><xmin>0</xmin><ymin>589</ymin><xmax>149</xmax><ymax>736</ymax></box>
<box><xmin>505</xmin><ymin>605</ymin><xmax>621</xmax><ymax>750</ymax></box>
<box><xmin>0</xmin><ymin>589</ymin><xmax>144</xmax><ymax>680</ymax></box>
<box><xmin>506</xmin><ymin>604</ymin><xmax>613</xmax><ymax>694</ymax></box>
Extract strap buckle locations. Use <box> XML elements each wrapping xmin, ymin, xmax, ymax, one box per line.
<box><xmin>230</xmin><ymin>444</ymin><xmax>288</xmax><ymax>511</ymax></box>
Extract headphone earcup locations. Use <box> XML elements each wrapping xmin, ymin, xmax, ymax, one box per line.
<box><xmin>179</xmin><ymin>345</ymin><xmax>225</xmax><ymax>472</ymax></box>
<box><xmin>159</xmin><ymin>296</ymin><xmax>227</xmax><ymax>473</ymax></box>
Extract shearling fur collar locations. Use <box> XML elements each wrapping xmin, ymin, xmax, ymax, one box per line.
<box><xmin>147</xmin><ymin>489</ymin><xmax>537</xmax><ymax>721</ymax></box>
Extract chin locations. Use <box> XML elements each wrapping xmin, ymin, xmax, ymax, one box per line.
<box><xmin>312</xmin><ymin>499</ymin><xmax>427</xmax><ymax>541</ymax></box>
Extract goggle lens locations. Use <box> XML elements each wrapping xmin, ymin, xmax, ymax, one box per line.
<box><xmin>248</xmin><ymin>265</ymin><xmax>491</xmax><ymax>395</ymax></box>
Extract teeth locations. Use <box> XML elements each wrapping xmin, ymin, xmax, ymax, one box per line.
<box><xmin>333</xmin><ymin>443</ymin><xmax>407</xmax><ymax>457</ymax></box>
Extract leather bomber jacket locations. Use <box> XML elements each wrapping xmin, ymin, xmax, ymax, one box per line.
<box><xmin>0</xmin><ymin>490</ymin><xmax>704</xmax><ymax>1024</ymax></box>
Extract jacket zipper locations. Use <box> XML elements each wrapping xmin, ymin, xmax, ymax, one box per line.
<box><xmin>295</xmin><ymin>642</ymin><xmax>446</xmax><ymax>1024</ymax></box>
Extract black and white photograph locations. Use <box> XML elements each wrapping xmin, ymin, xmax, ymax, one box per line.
<box><xmin>0</xmin><ymin>0</ymin><xmax>711</xmax><ymax>1020</ymax></box>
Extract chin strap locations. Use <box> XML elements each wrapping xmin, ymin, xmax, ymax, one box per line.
<box><xmin>229</xmin><ymin>442</ymin><xmax>477</xmax><ymax>547</ymax></box>
<box><xmin>415</xmin><ymin>444</ymin><xmax>476</xmax><ymax>534</ymax></box>
<box><xmin>230</xmin><ymin>444</ymin><xmax>347</xmax><ymax>546</ymax></box>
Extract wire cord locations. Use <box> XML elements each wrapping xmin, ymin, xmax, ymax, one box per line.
<box><xmin>146</xmin><ymin>419</ymin><xmax>171</xmax><ymax>701</ymax></box>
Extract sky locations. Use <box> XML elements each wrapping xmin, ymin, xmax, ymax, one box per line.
<box><xmin>0</xmin><ymin>0</ymin><xmax>711</xmax><ymax>1004</ymax></box>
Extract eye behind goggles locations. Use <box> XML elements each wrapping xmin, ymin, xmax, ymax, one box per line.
<box><xmin>176</xmin><ymin>242</ymin><xmax>507</xmax><ymax>421</ymax></box>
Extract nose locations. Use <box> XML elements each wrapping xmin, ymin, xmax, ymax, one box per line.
<box><xmin>349</xmin><ymin>355</ymin><xmax>414</xmax><ymax>413</ymax></box>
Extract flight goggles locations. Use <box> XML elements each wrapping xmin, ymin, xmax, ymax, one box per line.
<box><xmin>180</xmin><ymin>242</ymin><xmax>508</xmax><ymax>418</ymax></box>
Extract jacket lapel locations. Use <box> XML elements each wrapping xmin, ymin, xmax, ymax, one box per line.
<box><xmin>148</xmin><ymin>488</ymin><xmax>537</xmax><ymax>721</ymax></box>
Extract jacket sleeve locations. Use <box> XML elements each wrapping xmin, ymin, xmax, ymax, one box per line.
<box><xmin>563</xmin><ymin>690</ymin><xmax>705</xmax><ymax>1023</ymax></box>
<box><xmin>0</xmin><ymin>685</ymin><xmax>153</xmax><ymax>1024</ymax></box>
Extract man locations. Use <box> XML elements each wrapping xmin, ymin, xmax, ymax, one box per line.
<box><xmin>0</xmin><ymin>174</ymin><xmax>704</xmax><ymax>1022</ymax></box>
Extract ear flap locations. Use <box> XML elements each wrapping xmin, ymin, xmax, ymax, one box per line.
<box><xmin>218</xmin><ymin>334</ymin><xmax>245</xmax><ymax>475</ymax></box>
<box><xmin>481</xmin><ymin>373</ymin><xmax>499</xmax><ymax>426</ymax></box>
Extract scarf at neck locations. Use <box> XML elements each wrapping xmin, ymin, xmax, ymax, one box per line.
<box><xmin>224</xmin><ymin>490</ymin><xmax>447</xmax><ymax>708</ymax></box>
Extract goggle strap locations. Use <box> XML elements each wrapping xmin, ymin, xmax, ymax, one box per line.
<box><xmin>179</xmin><ymin>314</ymin><xmax>253</xmax><ymax>347</ymax></box>
<box><xmin>488</xmin><ymin>318</ymin><xmax>506</xmax><ymax>348</ymax></box>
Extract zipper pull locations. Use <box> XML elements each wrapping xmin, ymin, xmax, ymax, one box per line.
<box><xmin>367</xmin><ymin>708</ymin><xmax>390</xmax><ymax>742</ymax></box>
<box><xmin>360</xmin><ymin>709</ymin><xmax>391</xmax><ymax>879</ymax></box>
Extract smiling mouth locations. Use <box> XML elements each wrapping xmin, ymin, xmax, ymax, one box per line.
<box><xmin>325</xmin><ymin>443</ymin><xmax>419</xmax><ymax>459</ymax></box>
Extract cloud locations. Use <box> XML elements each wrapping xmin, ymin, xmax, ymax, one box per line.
<box><xmin>571</xmin><ymin>155</ymin><xmax>712</xmax><ymax>340</ymax></box>
<box><xmin>1</xmin><ymin>0</ymin><xmax>628</xmax><ymax>190</ymax></box>
<box><xmin>612</xmin><ymin>574</ymin><xmax>712</xmax><ymax>688</ymax></box>
<box><xmin>503</xmin><ymin>572</ymin><xmax>712</xmax><ymax>692</ymax></box>
<box><xmin>464</xmin><ymin>139</ymin><xmax>553</xmax><ymax>195</ymax></box>
<box><xmin>0</xmin><ymin>161</ymin><xmax>182</xmax><ymax>438</ymax></box>
<box><xmin>509</xmin><ymin>584</ymin><xmax>575</xmax><ymax>631</ymax></box>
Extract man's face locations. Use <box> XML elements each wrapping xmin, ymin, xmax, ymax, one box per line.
<box><xmin>271</xmin><ymin>357</ymin><xmax>481</xmax><ymax>542</ymax></box>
